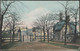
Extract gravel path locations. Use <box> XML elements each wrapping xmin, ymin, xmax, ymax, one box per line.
<box><xmin>9</xmin><ymin>42</ymin><xmax>79</xmax><ymax>51</ymax></box>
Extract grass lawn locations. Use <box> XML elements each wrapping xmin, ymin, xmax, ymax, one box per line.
<box><xmin>2</xmin><ymin>41</ymin><xmax>20</xmax><ymax>49</ymax></box>
<box><xmin>41</xmin><ymin>41</ymin><xmax>80</xmax><ymax>49</ymax></box>
<box><xmin>59</xmin><ymin>41</ymin><xmax>80</xmax><ymax>44</ymax></box>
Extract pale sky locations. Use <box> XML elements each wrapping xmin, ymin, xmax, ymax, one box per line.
<box><xmin>10</xmin><ymin>1</ymin><xmax>79</xmax><ymax>29</ymax></box>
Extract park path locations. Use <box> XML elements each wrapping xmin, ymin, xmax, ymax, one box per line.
<box><xmin>9</xmin><ymin>31</ymin><xmax>79</xmax><ymax>51</ymax></box>
<box><xmin>9</xmin><ymin>42</ymin><xmax>66</xmax><ymax>50</ymax></box>
<box><xmin>8</xmin><ymin>42</ymin><xmax>79</xmax><ymax>51</ymax></box>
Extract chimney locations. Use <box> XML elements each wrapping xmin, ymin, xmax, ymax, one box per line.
<box><xmin>59</xmin><ymin>12</ymin><xmax>63</xmax><ymax>22</ymax></box>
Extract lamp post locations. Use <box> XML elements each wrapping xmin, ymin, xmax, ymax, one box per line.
<box><xmin>18</xmin><ymin>28</ymin><xmax>21</xmax><ymax>41</ymax></box>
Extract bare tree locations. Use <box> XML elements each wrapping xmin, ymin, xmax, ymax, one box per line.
<box><xmin>58</xmin><ymin>1</ymin><xmax>71</xmax><ymax>45</ymax></box>
<box><xmin>2</xmin><ymin>17</ymin><xmax>13</xmax><ymax>42</ymax></box>
<box><xmin>69</xmin><ymin>7</ymin><xmax>79</xmax><ymax>43</ymax></box>
<box><xmin>8</xmin><ymin>12</ymin><xmax>20</xmax><ymax>42</ymax></box>
<box><xmin>58</xmin><ymin>1</ymin><xmax>79</xmax><ymax>44</ymax></box>
<box><xmin>0</xmin><ymin>1</ymin><xmax>15</xmax><ymax>49</ymax></box>
<box><xmin>1</xmin><ymin>0</ymin><xmax>28</xmax><ymax>49</ymax></box>
<box><xmin>33</xmin><ymin>16</ymin><xmax>46</xmax><ymax>41</ymax></box>
<box><xmin>33</xmin><ymin>13</ymin><xmax>59</xmax><ymax>42</ymax></box>
<box><xmin>2</xmin><ymin>12</ymin><xmax>20</xmax><ymax>43</ymax></box>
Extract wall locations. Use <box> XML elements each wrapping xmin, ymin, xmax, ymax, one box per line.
<box><xmin>60</xmin><ymin>24</ymin><xmax>72</xmax><ymax>42</ymax></box>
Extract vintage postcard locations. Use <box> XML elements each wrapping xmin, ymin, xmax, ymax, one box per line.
<box><xmin>0</xmin><ymin>0</ymin><xmax>80</xmax><ymax>51</ymax></box>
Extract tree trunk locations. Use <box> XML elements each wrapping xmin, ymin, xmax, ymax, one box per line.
<box><xmin>0</xmin><ymin>1</ymin><xmax>2</xmax><ymax>49</ymax></box>
<box><xmin>0</xmin><ymin>1</ymin><xmax>14</xmax><ymax>48</ymax></box>
<box><xmin>23</xmin><ymin>35</ymin><xmax>24</xmax><ymax>42</ymax></box>
<box><xmin>35</xmin><ymin>31</ymin><xmax>36</xmax><ymax>40</ymax></box>
<box><xmin>52</xmin><ymin>27</ymin><xmax>54</xmax><ymax>41</ymax></box>
<box><xmin>0</xmin><ymin>15</ymin><xmax>3</xmax><ymax>49</ymax></box>
<box><xmin>47</xmin><ymin>29</ymin><xmax>49</xmax><ymax>42</ymax></box>
<box><xmin>10</xmin><ymin>30</ymin><xmax>12</xmax><ymax>43</ymax></box>
<box><xmin>12</xmin><ymin>22</ymin><xmax>15</xmax><ymax>42</ymax></box>
<box><xmin>79</xmin><ymin>0</ymin><xmax>80</xmax><ymax>35</ymax></box>
<box><xmin>73</xmin><ymin>24</ymin><xmax>77</xmax><ymax>43</ymax></box>
<box><xmin>64</xmin><ymin>9</ymin><xmax>67</xmax><ymax>45</ymax></box>
<box><xmin>73</xmin><ymin>13</ymin><xmax>77</xmax><ymax>43</ymax></box>
<box><xmin>43</xmin><ymin>26</ymin><xmax>45</xmax><ymax>42</ymax></box>
<box><xmin>30</xmin><ymin>35</ymin><xmax>31</xmax><ymax>42</ymax></box>
<box><xmin>41</xmin><ymin>29</ymin><xmax>42</xmax><ymax>42</ymax></box>
<box><xmin>12</xmin><ymin>30</ymin><xmax>15</xmax><ymax>42</ymax></box>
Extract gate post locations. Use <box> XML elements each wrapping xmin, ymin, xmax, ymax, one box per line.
<box><xmin>18</xmin><ymin>28</ymin><xmax>21</xmax><ymax>42</ymax></box>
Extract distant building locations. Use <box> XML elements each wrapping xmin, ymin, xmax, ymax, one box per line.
<box><xmin>53</xmin><ymin>20</ymin><xmax>76</xmax><ymax>42</ymax></box>
<box><xmin>53</xmin><ymin>13</ymin><xmax>77</xmax><ymax>42</ymax></box>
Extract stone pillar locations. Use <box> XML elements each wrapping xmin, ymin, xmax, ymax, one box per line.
<box><xmin>18</xmin><ymin>29</ymin><xmax>21</xmax><ymax>41</ymax></box>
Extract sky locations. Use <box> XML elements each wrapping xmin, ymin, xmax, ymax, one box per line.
<box><xmin>11</xmin><ymin>1</ymin><xmax>79</xmax><ymax>29</ymax></box>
